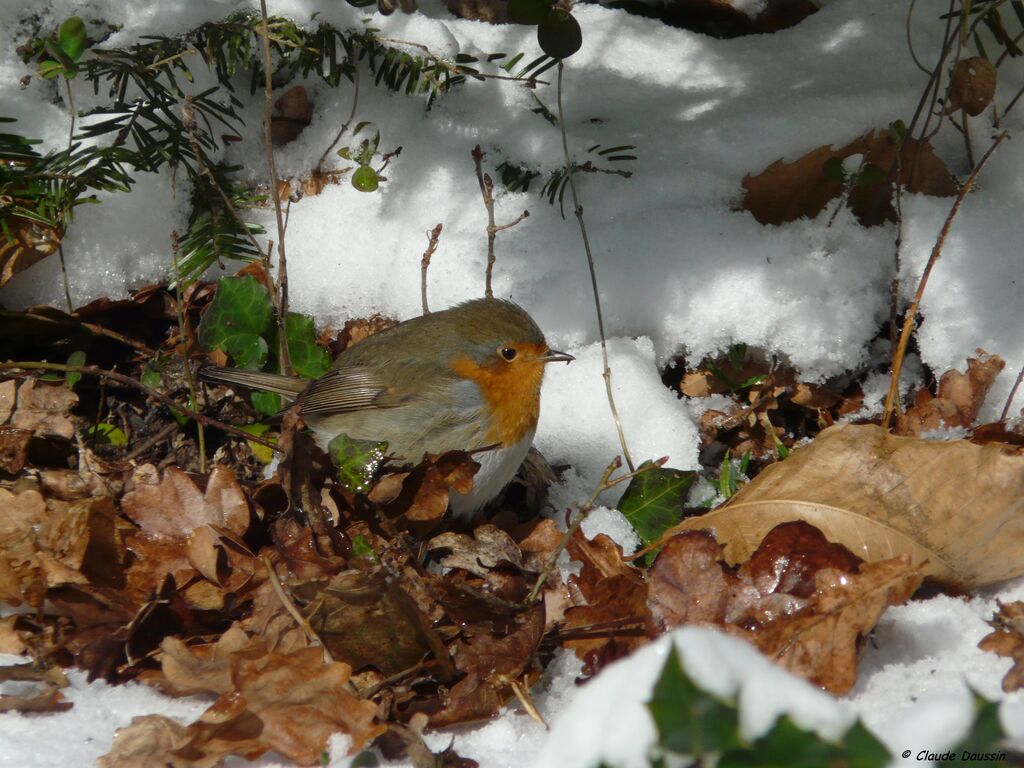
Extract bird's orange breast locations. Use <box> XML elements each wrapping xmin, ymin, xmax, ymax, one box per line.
<box><xmin>450</xmin><ymin>345</ymin><xmax>546</xmax><ymax>447</ymax></box>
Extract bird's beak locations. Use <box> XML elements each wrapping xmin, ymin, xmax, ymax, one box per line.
<box><xmin>540</xmin><ymin>349</ymin><xmax>575</xmax><ymax>364</ymax></box>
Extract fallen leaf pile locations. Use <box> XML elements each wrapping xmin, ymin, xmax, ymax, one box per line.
<box><xmin>2</xmin><ymin>283</ymin><xmax>1023</xmax><ymax>766</ymax></box>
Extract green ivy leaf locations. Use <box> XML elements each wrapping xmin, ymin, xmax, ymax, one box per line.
<box><xmin>647</xmin><ymin>645</ymin><xmax>742</xmax><ymax>758</ymax></box>
<box><xmin>940</xmin><ymin>693</ymin><xmax>1007</xmax><ymax>767</ymax></box>
<box><xmin>251</xmin><ymin>390</ymin><xmax>282</xmax><ymax>417</ymax></box>
<box><xmin>351</xmin><ymin>165</ymin><xmax>379</xmax><ymax>193</ymax></box>
<box><xmin>65</xmin><ymin>350</ymin><xmax>86</xmax><ymax>390</ymax></box>
<box><xmin>284</xmin><ymin>313</ymin><xmax>331</xmax><ymax>379</ymax></box>
<box><xmin>85</xmin><ymin>422</ymin><xmax>127</xmax><ymax>447</ymax></box>
<box><xmin>351</xmin><ymin>534</ymin><xmax>378</xmax><ymax>561</ymax></box>
<box><xmin>509</xmin><ymin>0</ymin><xmax>553</xmax><ymax>25</ymax></box>
<box><xmin>238</xmin><ymin>422</ymin><xmax>276</xmax><ymax>463</ymax></box>
<box><xmin>719</xmin><ymin>717</ymin><xmax>889</xmax><ymax>768</ymax></box>
<box><xmin>328</xmin><ymin>432</ymin><xmax>388</xmax><ymax>493</ymax></box>
<box><xmin>38</xmin><ymin>59</ymin><xmax>67</xmax><ymax>79</ymax></box>
<box><xmin>140</xmin><ymin>365</ymin><xmax>162</xmax><ymax>390</ymax></box>
<box><xmin>198</xmin><ymin>276</ymin><xmax>274</xmax><ymax>370</ymax></box>
<box><xmin>58</xmin><ymin>17</ymin><xmax>88</xmax><ymax>61</ymax></box>
<box><xmin>617</xmin><ymin>462</ymin><xmax>696</xmax><ymax>546</ymax></box>
<box><xmin>537</xmin><ymin>9</ymin><xmax>582</xmax><ymax>60</ymax></box>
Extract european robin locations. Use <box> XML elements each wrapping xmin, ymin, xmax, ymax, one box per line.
<box><xmin>201</xmin><ymin>298</ymin><xmax>573</xmax><ymax>518</ymax></box>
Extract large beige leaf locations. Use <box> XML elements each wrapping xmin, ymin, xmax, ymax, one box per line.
<box><xmin>667</xmin><ymin>423</ymin><xmax>1024</xmax><ymax>588</ymax></box>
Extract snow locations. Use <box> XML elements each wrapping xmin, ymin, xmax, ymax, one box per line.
<box><xmin>2</xmin><ymin>0</ymin><xmax>1024</xmax><ymax>765</ymax></box>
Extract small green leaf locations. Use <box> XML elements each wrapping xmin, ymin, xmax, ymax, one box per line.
<box><xmin>140</xmin><ymin>365</ymin><xmax>162</xmax><ymax>390</ymax></box>
<box><xmin>284</xmin><ymin>312</ymin><xmax>331</xmax><ymax>379</ymax></box>
<box><xmin>38</xmin><ymin>59</ymin><xmax>67</xmax><ymax>79</ymax></box>
<box><xmin>648</xmin><ymin>645</ymin><xmax>742</xmax><ymax>758</ymax></box>
<box><xmin>65</xmin><ymin>350</ymin><xmax>86</xmax><ymax>390</ymax></box>
<box><xmin>351</xmin><ymin>534</ymin><xmax>377</xmax><ymax>561</ymax></box>
<box><xmin>85</xmin><ymin>422</ymin><xmax>127</xmax><ymax>447</ymax></box>
<box><xmin>823</xmin><ymin>156</ymin><xmax>847</xmax><ymax>182</ymax></box>
<box><xmin>239</xmin><ymin>422</ymin><xmax>275</xmax><ymax>463</ymax></box>
<box><xmin>618</xmin><ymin>462</ymin><xmax>696</xmax><ymax>545</ymax></box>
<box><xmin>58</xmin><ymin>17</ymin><xmax>88</xmax><ymax>61</ymax></box>
<box><xmin>889</xmin><ymin>119</ymin><xmax>907</xmax><ymax>143</ymax></box>
<box><xmin>719</xmin><ymin>716</ymin><xmax>889</xmax><ymax>768</ymax></box>
<box><xmin>351</xmin><ymin>165</ymin><xmax>379</xmax><ymax>193</ymax></box>
<box><xmin>328</xmin><ymin>432</ymin><xmax>388</xmax><ymax>493</ymax></box>
<box><xmin>537</xmin><ymin>9</ymin><xmax>583</xmax><ymax>60</ymax></box>
<box><xmin>251</xmin><ymin>390</ymin><xmax>282</xmax><ymax>417</ymax></box>
<box><xmin>941</xmin><ymin>693</ymin><xmax>1007</xmax><ymax>767</ymax></box>
<box><xmin>197</xmin><ymin>276</ymin><xmax>274</xmax><ymax>370</ymax></box>
<box><xmin>509</xmin><ymin>0</ymin><xmax>553</xmax><ymax>25</ymax></box>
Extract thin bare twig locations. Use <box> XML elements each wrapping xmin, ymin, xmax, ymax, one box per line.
<box><xmin>171</xmin><ymin>230</ymin><xmax>206</xmax><ymax>473</ymax></box>
<box><xmin>56</xmin><ymin>244</ymin><xmax>73</xmax><ymax>313</ymax></box>
<box><xmin>556</xmin><ymin>62</ymin><xmax>635</xmax><ymax>471</ymax></box>
<box><xmin>316</xmin><ymin>68</ymin><xmax>360</xmax><ymax>174</ymax></box>
<box><xmin>1000</xmin><ymin>361</ymin><xmax>1024</xmax><ymax>422</ymax></box>
<box><xmin>472</xmin><ymin>145</ymin><xmax>529</xmax><ymax>299</ymax></box>
<box><xmin>77</xmin><ymin>321</ymin><xmax>156</xmax><ymax>356</ymax></box>
<box><xmin>509</xmin><ymin>678</ymin><xmax>548</xmax><ymax>729</ymax></box>
<box><xmin>420</xmin><ymin>223</ymin><xmax>443</xmax><ymax>315</ymax></box>
<box><xmin>123</xmin><ymin>420</ymin><xmax>179</xmax><ymax>461</ymax></box>
<box><xmin>882</xmin><ymin>131</ymin><xmax>1008</xmax><ymax>429</ymax></box>
<box><xmin>0</xmin><ymin>361</ymin><xmax>281</xmax><ymax>452</ymax></box>
<box><xmin>258</xmin><ymin>0</ymin><xmax>293</xmax><ymax>377</ymax></box>
<box><xmin>260</xmin><ymin>555</ymin><xmax>337</xmax><ymax>667</ymax></box>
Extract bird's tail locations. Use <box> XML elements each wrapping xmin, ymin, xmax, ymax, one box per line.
<box><xmin>199</xmin><ymin>366</ymin><xmax>309</xmax><ymax>398</ymax></box>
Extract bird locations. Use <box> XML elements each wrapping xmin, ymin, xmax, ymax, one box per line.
<box><xmin>200</xmin><ymin>298</ymin><xmax>573</xmax><ymax>518</ymax></box>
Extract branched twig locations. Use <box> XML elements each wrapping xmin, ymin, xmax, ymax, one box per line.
<box><xmin>472</xmin><ymin>145</ymin><xmax>529</xmax><ymax>299</ymax></box>
<box><xmin>556</xmin><ymin>62</ymin><xmax>634</xmax><ymax>471</ymax></box>
<box><xmin>0</xmin><ymin>361</ymin><xmax>281</xmax><ymax>452</ymax></box>
<box><xmin>77</xmin><ymin>321</ymin><xmax>157</xmax><ymax>356</ymax></box>
<box><xmin>258</xmin><ymin>0</ymin><xmax>293</xmax><ymax>377</ymax></box>
<box><xmin>421</xmin><ymin>223</ymin><xmax>442</xmax><ymax>315</ymax></box>
<box><xmin>882</xmin><ymin>131</ymin><xmax>1009</xmax><ymax>428</ymax></box>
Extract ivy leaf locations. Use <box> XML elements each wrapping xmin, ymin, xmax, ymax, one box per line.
<box><xmin>647</xmin><ymin>645</ymin><xmax>742</xmax><ymax>758</ymax></box>
<box><xmin>65</xmin><ymin>350</ymin><xmax>86</xmax><ymax>391</ymax></box>
<box><xmin>328</xmin><ymin>432</ymin><xmax>388</xmax><ymax>493</ymax></box>
<box><xmin>856</xmin><ymin>163</ymin><xmax>886</xmax><ymax>186</ymax></box>
<box><xmin>940</xmin><ymin>693</ymin><xmax>1007</xmax><ymax>767</ymax></box>
<box><xmin>239</xmin><ymin>422</ymin><xmax>276</xmax><ymax>463</ymax></box>
<box><xmin>198</xmin><ymin>276</ymin><xmax>273</xmax><ymax>370</ymax></box>
<box><xmin>85</xmin><ymin>422</ymin><xmax>128</xmax><ymax>447</ymax></box>
<box><xmin>618</xmin><ymin>462</ymin><xmax>696</xmax><ymax>545</ymax></box>
<box><xmin>58</xmin><ymin>17</ymin><xmax>88</xmax><ymax>62</ymax></box>
<box><xmin>719</xmin><ymin>717</ymin><xmax>889</xmax><ymax>768</ymax></box>
<box><xmin>284</xmin><ymin>313</ymin><xmax>331</xmax><ymax>379</ymax></box>
<box><xmin>350</xmin><ymin>535</ymin><xmax>378</xmax><ymax>562</ymax></box>
<box><xmin>140</xmin><ymin>365</ymin><xmax>162</xmax><ymax>390</ymax></box>
<box><xmin>251</xmin><ymin>391</ymin><xmax>282</xmax><ymax>418</ymax></box>
<box><xmin>823</xmin><ymin>156</ymin><xmax>847</xmax><ymax>182</ymax></box>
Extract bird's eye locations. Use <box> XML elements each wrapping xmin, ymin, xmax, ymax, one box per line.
<box><xmin>501</xmin><ymin>347</ymin><xmax>517</xmax><ymax>361</ymax></box>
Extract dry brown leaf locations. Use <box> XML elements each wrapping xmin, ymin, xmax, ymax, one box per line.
<box><xmin>0</xmin><ymin>379</ymin><xmax>16</xmax><ymax>423</ymax></box>
<box><xmin>0</xmin><ymin>686</ymin><xmax>72</xmax><ymax>713</ymax></box>
<box><xmin>0</xmin><ymin>219</ymin><xmax>61</xmax><ymax>288</ymax></box>
<box><xmin>271</xmin><ymin>85</ymin><xmax>313</xmax><ymax>145</ymax></box>
<box><xmin>0</xmin><ymin>616</ymin><xmax>29</xmax><ymax>654</ymax></box>
<box><xmin>979</xmin><ymin>601</ymin><xmax>1024</xmax><ymax>692</ymax></box>
<box><xmin>102</xmin><ymin>648</ymin><xmax>382</xmax><ymax>766</ymax></box>
<box><xmin>121</xmin><ymin>465</ymin><xmax>251</xmax><ymax>540</ymax></box>
<box><xmin>428</xmin><ymin>524</ymin><xmax>523</xmax><ymax>577</ymax></box>
<box><xmin>659</xmin><ymin>423</ymin><xmax>1024</xmax><ymax>588</ymax></box>
<box><xmin>11</xmin><ymin>379</ymin><xmax>77</xmax><ymax>439</ymax></box>
<box><xmin>155</xmin><ymin>624</ymin><xmax>258</xmax><ymax>696</ymax></box>
<box><xmin>741</xmin><ymin>129</ymin><xmax>956</xmax><ymax>226</ymax></box>
<box><xmin>646</xmin><ymin>523</ymin><xmax>921</xmax><ymax>693</ymax></box>
<box><xmin>0</xmin><ymin>427</ymin><xmax>29</xmax><ymax>474</ymax></box>
<box><xmin>948</xmin><ymin>57</ymin><xmax>997</xmax><ymax>116</ymax></box>
<box><xmin>896</xmin><ymin>352</ymin><xmax>1005</xmax><ymax>435</ymax></box>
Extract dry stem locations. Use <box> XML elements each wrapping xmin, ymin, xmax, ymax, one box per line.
<box><xmin>420</xmin><ymin>223</ymin><xmax>443</xmax><ymax>315</ymax></box>
<box><xmin>471</xmin><ymin>145</ymin><xmax>529</xmax><ymax>298</ymax></box>
<box><xmin>316</xmin><ymin>68</ymin><xmax>360</xmax><ymax>174</ymax></box>
<box><xmin>556</xmin><ymin>62</ymin><xmax>634</xmax><ymax>471</ymax></box>
<box><xmin>260</xmin><ymin>555</ymin><xmax>336</xmax><ymax>666</ymax></box>
<box><xmin>258</xmin><ymin>0</ymin><xmax>293</xmax><ymax>377</ymax></box>
<box><xmin>1000</xmin><ymin>361</ymin><xmax>1024</xmax><ymax>422</ymax></box>
<box><xmin>171</xmin><ymin>230</ymin><xmax>206</xmax><ymax>472</ymax></box>
<box><xmin>881</xmin><ymin>131</ymin><xmax>1008</xmax><ymax>429</ymax></box>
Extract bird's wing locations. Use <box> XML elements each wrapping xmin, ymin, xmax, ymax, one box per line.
<box><xmin>298</xmin><ymin>366</ymin><xmax>411</xmax><ymax>416</ymax></box>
